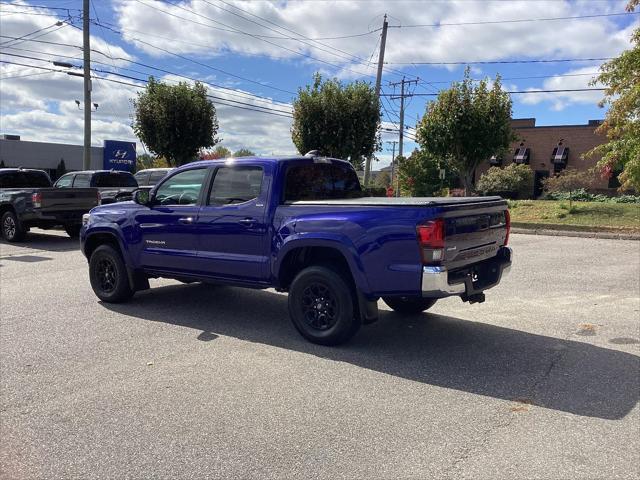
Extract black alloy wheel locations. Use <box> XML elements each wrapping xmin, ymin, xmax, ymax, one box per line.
<box><xmin>89</xmin><ymin>244</ymin><xmax>134</xmax><ymax>303</ymax></box>
<box><xmin>288</xmin><ymin>265</ymin><xmax>361</xmax><ymax>346</ymax></box>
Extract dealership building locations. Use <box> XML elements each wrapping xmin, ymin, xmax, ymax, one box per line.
<box><xmin>0</xmin><ymin>135</ymin><xmax>136</xmax><ymax>180</ymax></box>
<box><xmin>475</xmin><ymin>118</ymin><xmax>613</xmax><ymax>197</ymax></box>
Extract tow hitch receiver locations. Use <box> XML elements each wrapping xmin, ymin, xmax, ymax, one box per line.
<box><xmin>462</xmin><ymin>292</ymin><xmax>485</xmax><ymax>304</ymax></box>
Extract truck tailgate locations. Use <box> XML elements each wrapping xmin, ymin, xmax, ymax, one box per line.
<box><xmin>38</xmin><ymin>188</ymin><xmax>99</xmax><ymax>211</ymax></box>
<box><xmin>439</xmin><ymin>201</ymin><xmax>509</xmax><ymax>270</ymax></box>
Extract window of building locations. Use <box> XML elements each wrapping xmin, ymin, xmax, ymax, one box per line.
<box><xmin>209</xmin><ymin>166</ymin><xmax>263</xmax><ymax>205</ymax></box>
<box><xmin>513</xmin><ymin>147</ymin><xmax>530</xmax><ymax>165</ymax></box>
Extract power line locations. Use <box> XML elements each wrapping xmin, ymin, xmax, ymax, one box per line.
<box><xmin>0</xmin><ymin>33</ymin><xmax>296</xmax><ymax>105</ymax></box>
<box><xmin>0</xmin><ymin>59</ymin><xmax>295</xmax><ymax>118</ymax></box>
<box><xmin>425</xmin><ymin>72</ymin><xmax>601</xmax><ymax>84</ymax></box>
<box><xmin>380</xmin><ymin>88</ymin><xmax>606</xmax><ymax>96</ymax></box>
<box><xmin>395</xmin><ymin>11</ymin><xmax>639</xmax><ymax>28</ymax></box>
<box><xmin>386</xmin><ymin>57</ymin><xmax>614</xmax><ymax>65</ymax></box>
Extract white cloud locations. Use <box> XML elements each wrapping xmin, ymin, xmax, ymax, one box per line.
<box><xmin>518</xmin><ymin>66</ymin><xmax>604</xmax><ymax>111</ymax></box>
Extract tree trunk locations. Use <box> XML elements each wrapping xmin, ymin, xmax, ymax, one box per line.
<box><xmin>461</xmin><ymin>171</ymin><xmax>474</xmax><ymax>196</ymax></box>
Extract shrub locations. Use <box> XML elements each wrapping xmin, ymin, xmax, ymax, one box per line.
<box><xmin>546</xmin><ymin>188</ymin><xmax>640</xmax><ymax>203</ymax></box>
<box><xmin>476</xmin><ymin>164</ymin><xmax>534</xmax><ymax>198</ymax></box>
<box><xmin>542</xmin><ymin>168</ymin><xmax>597</xmax><ymax>208</ymax></box>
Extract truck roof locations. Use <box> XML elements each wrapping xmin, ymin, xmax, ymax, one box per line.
<box><xmin>184</xmin><ymin>155</ymin><xmax>353</xmax><ymax>169</ymax></box>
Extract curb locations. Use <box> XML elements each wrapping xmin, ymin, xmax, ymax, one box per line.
<box><xmin>512</xmin><ymin>227</ymin><xmax>640</xmax><ymax>241</ymax></box>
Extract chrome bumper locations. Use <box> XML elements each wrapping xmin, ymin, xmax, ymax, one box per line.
<box><xmin>422</xmin><ymin>247</ymin><xmax>512</xmax><ymax>298</ymax></box>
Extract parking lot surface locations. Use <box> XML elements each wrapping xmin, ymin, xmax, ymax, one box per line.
<box><xmin>1</xmin><ymin>230</ymin><xmax>639</xmax><ymax>479</ymax></box>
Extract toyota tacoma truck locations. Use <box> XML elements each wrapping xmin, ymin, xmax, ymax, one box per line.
<box><xmin>1</xmin><ymin>168</ymin><xmax>100</xmax><ymax>241</ymax></box>
<box><xmin>81</xmin><ymin>154</ymin><xmax>512</xmax><ymax>345</ymax></box>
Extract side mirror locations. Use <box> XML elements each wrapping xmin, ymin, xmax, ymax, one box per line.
<box><xmin>133</xmin><ymin>188</ymin><xmax>152</xmax><ymax>206</ymax></box>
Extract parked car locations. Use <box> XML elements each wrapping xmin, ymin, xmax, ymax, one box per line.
<box><xmin>80</xmin><ymin>154</ymin><xmax>512</xmax><ymax>345</ymax></box>
<box><xmin>134</xmin><ymin>168</ymin><xmax>173</xmax><ymax>187</ymax></box>
<box><xmin>0</xmin><ymin>168</ymin><xmax>99</xmax><ymax>241</ymax></box>
<box><xmin>54</xmin><ymin>170</ymin><xmax>138</xmax><ymax>204</ymax></box>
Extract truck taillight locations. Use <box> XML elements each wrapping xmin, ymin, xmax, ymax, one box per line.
<box><xmin>417</xmin><ymin>219</ymin><xmax>445</xmax><ymax>264</ymax></box>
<box><xmin>96</xmin><ymin>190</ymin><xmax>101</xmax><ymax>205</ymax></box>
<box><xmin>504</xmin><ymin>209</ymin><xmax>511</xmax><ymax>246</ymax></box>
<box><xmin>31</xmin><ymin>192</ymin><xmax>42</xmax><ymax>208</ymax></box>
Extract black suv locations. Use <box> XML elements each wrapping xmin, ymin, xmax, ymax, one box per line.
<box><xmin>55</xmin><ymin>170</ymin><xmax>138</xmax><ymax>204</ymax></box>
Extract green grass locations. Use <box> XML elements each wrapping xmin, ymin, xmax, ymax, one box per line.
<box><xmin>508</xmin><ymin>200</ymin><xmax>640</xmax><ymax>233</ymax></box>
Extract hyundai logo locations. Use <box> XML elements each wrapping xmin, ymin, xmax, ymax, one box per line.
<box><xmin>114</xmin><ymin>150</ymin><xmax>128</xmax><ymax>159</ymax></box>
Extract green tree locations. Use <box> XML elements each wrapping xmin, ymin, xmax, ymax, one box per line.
<box><xmin>416</xmin><ymin>68</ymin><xmax>515</xmax><ymax>194</ymax></box>
<box><xmin>136</xmin><ymin>153</ymin><xmax>170</xmax><ymax>170</ymax></box>
<box><xmin>291</xmin><ymin>73</ymin><xmax>381</xmax><ymax>170</ymax></box>
<box><xmin>542</xmin><ymin>168</ymin><xmax>596</xmax><ymax>209</ymax></box>
<box><xmin>476</xmin><ymin>164</ymin><xmax>534</xmax><ymax>199</ymax></box>
<box><xmin>585</xmin><ymin>0</ymin><xmax>639</xmax><ymax>191</ymax></box>
<box><xmin>201</xmin><ymin>145</ymin><xmax>231</xmax><ymax>159</ymax></box>
<box><xmin>0</xmin><ymin>160</ymin><xmax>6</xmax><ymax>168</ymax></box>
<box><xmin>398</xmin><ymin>149</ymin><xmax>457</xmax><ymax>197</ymax></box>
<box><xmin>233</xmin><ymin>148</ymin><xmax>255</xmax><ymax>157</ymax></box>
<box><xmin>55</xmin><ymin>158</ymin><xmax>67</xmax><ymax>180</ymax></box>
<box><xmin>133</xmin><ymin>77</ymin><xmax>219</xmax><ymax>166</ymax></box>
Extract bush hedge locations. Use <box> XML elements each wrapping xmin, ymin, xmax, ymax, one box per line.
<box><xmin>545</xmin><ymin>188</ymin><xmax>640</xmax><ymax>203</ymax></box>
<box><xmin>476</xmin><ymin>164</ymin><xmax>534</xmax><ymax>199</ymax></box>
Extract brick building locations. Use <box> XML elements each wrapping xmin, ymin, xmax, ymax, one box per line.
<box><xmin>476</xmin><ymin>118</ymin><xmax>612</xmax><ymax>198</ymax></box>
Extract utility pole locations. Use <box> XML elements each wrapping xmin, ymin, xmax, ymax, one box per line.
<box><xmin>83</xmin><ymin>0</ymin><xmax>91</xmax><ymax>169</ymax></box>
<box><xmin>389</xmin><ymin>77</ymin><xmax>418</xmax><ymax>196</ymax></box>
<box><xmin>363</xmin><ymin>14</ymin><xmax>388</xmax><ymax>187</ymax></box>
<box><xmin>386</xmin><ymin>140</ymin><xmax>398</xmax><ymax>194</ymax></box>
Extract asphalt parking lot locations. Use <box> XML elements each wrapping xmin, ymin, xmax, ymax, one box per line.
<box><xmin>1</xmin><ymin>230</ymin><xmax>638</xmax><ymax>479</ymax></box>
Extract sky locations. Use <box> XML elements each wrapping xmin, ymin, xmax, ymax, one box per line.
<box><xmin>0</xmin><ymin>0</ymin><xmax>637</xmax><ymax>169</ymax></box>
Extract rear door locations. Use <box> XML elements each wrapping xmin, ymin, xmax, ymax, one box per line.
<box><xmin>134</xmin><ymin>167</ymin><xmax>210</xmax><ymax>273</ymax></box>
<box><xmin>194</xmin><ymin>164</ymin><xmax>269</xmax><ymax>281</ymax></box>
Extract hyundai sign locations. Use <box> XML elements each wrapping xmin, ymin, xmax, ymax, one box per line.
<box><xmin>103</xmin><ymin>140</ymin><xmax>136</xmax><ymax>172</ymax></box>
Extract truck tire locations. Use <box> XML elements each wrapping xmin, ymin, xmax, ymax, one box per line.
<box><xmin>383</xmin><ymin>296</ymin><xmax>437</xmax><ymax>314</ymax></box>
<box><xmin>288</xmin><ymin>265</ymin><xmax>361</xmax><ymax>346</ymax></box>
<box><xmin>89</xmin><ymin>244</ymin><xmax>134</xmax><ymax>303</ymax></box>
<box><xmin>1</xmin><ymin>211</ymin><xmax>26</xmax><ymax>242</ymax></box>
<box><xmin>65</xmin><ymin>225</ymin><xmax>81</xmax><ymax>238</ymax></box>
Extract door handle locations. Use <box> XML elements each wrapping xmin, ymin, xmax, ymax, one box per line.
<box><xmin>178</xmin><ymin>217</ymin><xmax>194</xmax><ymax>224</ymax></box>
<box><xmin>238</xmin><ymin>217</ymin><xmax>257</xmax><ymax>226</ymax></box>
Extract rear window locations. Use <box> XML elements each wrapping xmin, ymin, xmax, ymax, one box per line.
<box><xmin>93</xmin><ymin>172</ymin><xmax>138</xmax><ymax>188</ymax></box>
<box><xmin>134</xmin><ymin>171</ymin><xmax>150</xmax><ymax>186</ymax></box>
<box><xmin>149</xmin><ymin>170</ymin><xmax>170</xmax><ymax>185</ymax></box>
<box><xmin>284</xmin><ymin>162</ymin><xmax>362</xmax><ymax>201</ymax></box>
<box><xmin>0</xmin><ymin>170</ymin><xmax>51</xmax><ymax>188</ymax></box>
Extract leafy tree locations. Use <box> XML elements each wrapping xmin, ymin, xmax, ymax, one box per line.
<box><xmin>55</xmin><ymin>158</ymin><xmax>67</xmax><ymax>180</ymax></box>
<box><xmin>542</xmin><ymin>168</ymin><xmax>596</xmax><ymax>208</ymax></box>
<box><xmin>233</xmin><ymin>148</ymin><xmax>255</xmax><ymax>157</ymax></box>
<box><xmin>398</xmin><ymin>149</ymin><xmax>457</xmax><ymax>197</ymax></box>
<box><xmin>136</xmin><ymin>153</ymin><xmax>170</xmax><ymax>170</ymax></box>
<box><xmin>133</xmin><ymin>77</ymin><xmax>219</xmax><ymax>166</ymax></box>
<box><xmin>585</xmin><ymin>0</ymin><xmax>639</xmax><ymax>191</ymax></box>
<box><xmin>201</xmin><ymin>145</ymin><xmax>231</xmax><ymax>159</ymax></box>
<box><xmin>0</xmin><ymin>160</ymin><xmax>5</xmax><ymax>168</ymax></box>
<box><xmin>416</xmin><ymin>68</ymin><xmax>515</xmax><ymax>194</ymax></box>
<box><xmin>291</xmin><ymin>73</ymin><xmax>381</xmax><ymax>170</ymax></box>
<box><xmin>476</xmin><ymin>164</ymin><xmax>534</xmax><ymax>199</ymax></box>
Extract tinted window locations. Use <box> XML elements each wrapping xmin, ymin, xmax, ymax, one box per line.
<box><xmin>284</xmin><ymin>162</ymin><xmax>362</xmax><ymax>201</ymax></box>
<box><xmin>155</xmin><ymin>168</ymin><xmax>207</xmax><ymax>205</ymax></box>
<box><xmin>134</xmin><ymin>171</ymin><xmax>150</xmax><ymax>186</ymax></box>
<box><xmin>94</xmin><ymin>172</ymin><xmax>138</xmax><ymax>188</ymax></box>
<box><xmin>0</xmin><ymin>170</ymin><xmax>51</xmax><ymax>188</ymax></box>
<box><xmin>73</xmin><ymin>174</ymin><xmax>91</xmax><ymax>188</ymax></box>
<box><xmin>149</xmin><ymin>171</ymin><xmax>170</xmax><ymax>185</ymax></box>
<box><xmin>55</xmin><ymin>173</ymin><xmax>74</xmax><ymax>187</ymax></box>
<box><xmin>209</xmin><ymin>166</ymin><xmax>263</xmax><ymax>205</ymax></box>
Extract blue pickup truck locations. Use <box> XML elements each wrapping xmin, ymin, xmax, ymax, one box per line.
<box><xmin>81</xmin><ymin>154</ymin><xmax>512</xmax><ymax>345</ymax></box>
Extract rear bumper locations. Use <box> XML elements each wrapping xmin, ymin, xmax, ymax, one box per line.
<box><xmin>422</xmin><ymin>246</ymin><xmax>512</xmax><ymax>298</ymax></box>
<box><xmin>21</xmin><ymin>209</ymin><xmax>87</xmax><ymax>227</ymax></box>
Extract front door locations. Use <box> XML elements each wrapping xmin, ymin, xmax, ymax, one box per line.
<box><xmin>195</xmin><ymin>165</ymin><xmax>269</xmax><ymax>282</ymax></box>
<box><xmin>534</xmin><ymin>170</ymin><xmax>549</xmax><ymax>198</ymax></box>
<box><xmin>135</xmin><ymin>167</ymin><xmax>210</xmax><ymax>273</ymax></box>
